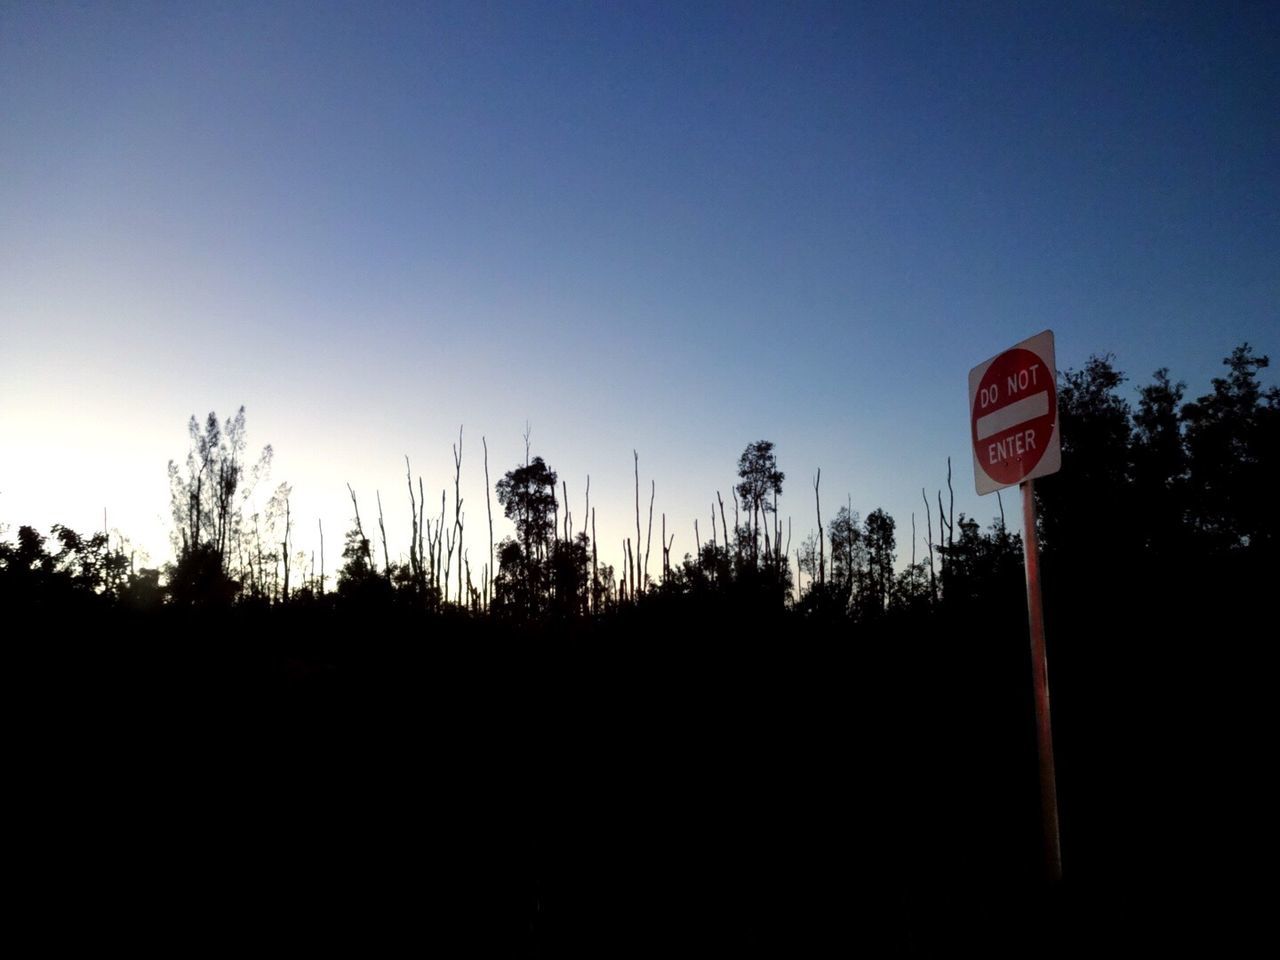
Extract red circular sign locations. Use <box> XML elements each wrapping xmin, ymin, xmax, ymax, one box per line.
<box><xmin>971</xmin><ymin>347</ymin><xmax>1057</xmax><ymax>486</ymax></box>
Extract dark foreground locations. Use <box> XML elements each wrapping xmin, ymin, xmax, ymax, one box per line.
<box><xmin>15</xmin><ymin>594</ymin><xmax>1256</xmax><ymax>956</ymax></box>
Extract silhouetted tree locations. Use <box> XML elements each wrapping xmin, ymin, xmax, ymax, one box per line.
<box><xmin>1035</xmin><ymin>355</ymin><xmax>1135</xmax><ymax>573</ymax></box>
<box><xmin>735</xmin><ymin>441</ymin><xmax>784</xmax><ymax>565</ymax></box>
<box><xmin>166</xmin><ymin>543</ymin><xmax>238</xmax><ymax>607</ymax></box>
<box><xmin>1182</xmin><ymin>344</ymin><xmax>1278</xmax><ymax>552</ymax></box>
<box><xmin>550</xmin><ymin>532</ymin><xmax>592</xmax><ymax>617</ymax></box>
<box><xmin>797</xmin><ymin>532</ymin><xmax>820</xmax><ymax>594</ymax></box>
<box><xmin>890</xmin><ymin>561</ymin><xmax>933</xmax><ymax>614</ymax></box>
<box><xmin>495</xmin><ymin>456</ymin><xmax>559</xmax><ymax>616</ymax></box>
<box><xmin>496</xmin><ymin>457</ymin><xmax>558</xmax><ymax>560</ymax></box>
<box><xmin>336</xmin><ymin>517</ymin><xmax>393</xmax><ymax>606</ymax></box>
<box><xmin>339</xmin><ymin>525</ymin><xmax>373</xmax><ymax>582</ymax></box>
<box><xmin>935</xmin><ymin>514</ymin><xmax>1023</xmax><ymax>609</ymax></box>
<box><xmin>665</xmin><ymin>542</ymin><xmax>733</xmax><ymax>601</ymax></box>
<box><xmin>1133</xmin><ymin>367</ymin><xmax>1189</xmax><ymax>555</ymax></box>
<box><xmin>51</xmin><ymin>524</ymin><xmax>129</xmax><ymax>597</ymax></box>
<box><xmin>862</xmin><ymin>508</ymin><xmax>896</xmax><ymax>618</ymax></box>
<box><xmin>120</xmin><ymin>566</ymin><xmax>163</xmax><ymax>610</ymax></box>
<box><xmin>827</xmin><ymin>505</ymin><xmax>864</xmax><ymax>610</ymax></box>
<box><xmin>0</xmin><ymin>523</ymin><xmax>151</xmax><ymax>613</ymax></box>
<box><xmin>167</xmin><ymin>407</ymin><xmax>272</xmax><ymax>584</ymax></box>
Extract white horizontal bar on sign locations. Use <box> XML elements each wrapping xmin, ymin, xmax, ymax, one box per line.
<box><xmin>976</xmin><ymin>390</ymin><xmax>1049</xmax><ymax>440</ymax></box>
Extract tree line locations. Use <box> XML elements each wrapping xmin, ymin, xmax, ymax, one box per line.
<box><xmin>5</xmin><ymin>342</ymin><xmax>1272</xmax><ymax>950</ymax></box>
<box><xmin>3</xmin><ymin>343</ymin><xmax>1275</xmax><ymax>623</ymax></box>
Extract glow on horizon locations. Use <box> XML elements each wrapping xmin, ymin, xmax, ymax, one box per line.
<box><xmin>1</xmin><ymin>401</ymin><xmax>966</xmax><ymax>588</ymax></box>
<box><xmin>2</xmin><ymin>3</ymin><xmax>1276</xmax><ymax>583</ymax></box>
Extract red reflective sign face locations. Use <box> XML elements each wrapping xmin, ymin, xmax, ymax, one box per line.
<box><xmin>971</xmin><ymin>347</ymin><xmax>1057</xmax><ymax>487</ymax></box>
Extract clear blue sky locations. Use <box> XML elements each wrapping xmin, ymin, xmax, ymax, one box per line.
<box><xmin>2</xmin><ymin>1</ymin><xmax>1276</xmax><ymax>578</ymax></box>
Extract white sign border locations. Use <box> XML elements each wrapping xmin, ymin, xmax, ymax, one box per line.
<box><xmin>968</xmin><ymin>329</ymin><xmax>1061</xmax><ymax>496</ymax></box>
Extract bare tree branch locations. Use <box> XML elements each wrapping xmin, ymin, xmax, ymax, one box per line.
<box><xmin>483</xmin><ymin>438</ymin><xmax>494</xmax><ymax>610</ymax></box>
<box><xmin>644</xmin><ymin>478</ymin><xmax>655</xmax><ymax>591</ymax></box>
<box><xmin>814</xmin><ymin>468</ymin><xmax>824</xmax><ymax>585</ymax></box>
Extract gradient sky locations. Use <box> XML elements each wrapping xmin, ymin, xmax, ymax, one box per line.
<box><xmin>2</xmin><ymin>1</ymin><xmax>1276</xmax><ymax>580</ymax></box>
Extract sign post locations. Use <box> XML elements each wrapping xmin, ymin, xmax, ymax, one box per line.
<box><xmin>968</xmin><ymin>329</ymin><xmax>1063</xmax><ymax>881</ymax></box>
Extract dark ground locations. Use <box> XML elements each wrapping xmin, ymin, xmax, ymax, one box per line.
<box><xmin>14</xmin><ymin>592</ymin><xmax>1252</xmax><ymax>955</ymax></box>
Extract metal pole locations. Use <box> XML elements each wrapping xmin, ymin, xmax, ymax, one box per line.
<box><xmin>1022</xmin><ymin>479</ymin><xmax>1062</xmax><ymax>881</ymax></box>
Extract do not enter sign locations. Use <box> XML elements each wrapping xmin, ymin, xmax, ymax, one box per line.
<box><xmin>965</xmin><ymin>329</ymin><xmax>1064</xmax><ymax>880</ymax></box>
<box><xmin>968</xmin><ymin>329</ymin><xmax>1061</xmax><ymax>495</ymax></box>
